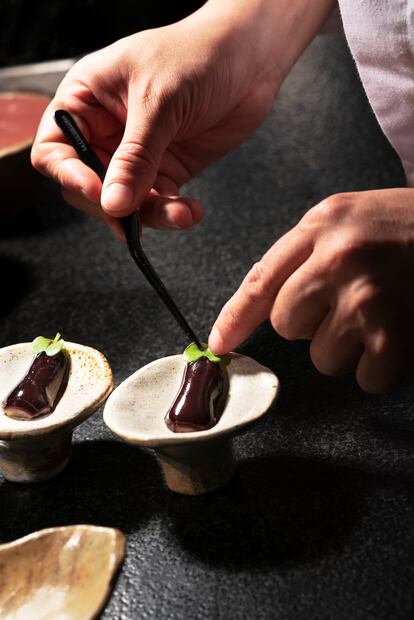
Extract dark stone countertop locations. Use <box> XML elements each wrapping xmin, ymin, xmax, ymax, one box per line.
<box><xmin>1</xmin><ymin>37</ymin><xmax>413</xmax><ymax>620</ymax></box>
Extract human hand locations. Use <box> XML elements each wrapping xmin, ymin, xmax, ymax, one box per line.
<box><xmin>31</xmin><ymin>0</ymin><xmax>334</xmax><ymax>236</ymax></box>
<box><xmin>31</xmin><ymin>1</ymin><xmax>282</xmax><ymax>235</ymax></box>
<box><xmin>209</xmin><ymin>189</ymin><xmax>414</xmax><ymax>393</ymax></box>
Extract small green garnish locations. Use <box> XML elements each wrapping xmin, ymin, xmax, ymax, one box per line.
<box><xmin>32</xmin><ymin>332</ymin><xmax>64</xmax><ymax>356</ymax></box>
<box><xmin>183</xmin><ymin>342</ymin><xmax>223</xmax><ymax>364</ymax></box>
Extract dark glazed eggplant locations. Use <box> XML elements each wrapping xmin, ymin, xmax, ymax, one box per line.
<box><xmin>165</xmin><ymin>344</ymin><xmax>229</xmax><ymax>433</ymax></box>
<box><xmin>3</xmin><ymin>333</ymin><xmax>68</xmax><ymax>421</ymax></box>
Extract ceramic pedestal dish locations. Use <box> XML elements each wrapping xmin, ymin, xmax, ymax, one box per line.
<box><xmin>0</xmin><ymin>342</ymin><xmax>113</xmax><ymax>483</ymax></box>
<box><xmin>104</xmin><ymin>353</ymin><xmax>279</xmax><ymax>495</ymax></box>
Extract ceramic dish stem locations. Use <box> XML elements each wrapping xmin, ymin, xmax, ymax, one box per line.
<box><xmin>0</xmin><ymin>428</ymin><xmax>72</xmax><ymax>483</ymax></box>
<box><xmin>156</xmin><ymin>437</ymin><xmax>236</xmax><ymax>495</ymax></box>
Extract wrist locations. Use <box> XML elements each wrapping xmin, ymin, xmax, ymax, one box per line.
<box><xmin>190</xmin><ymin>0</ymin><xmax>336</xmax><ymax>88</ymax></box>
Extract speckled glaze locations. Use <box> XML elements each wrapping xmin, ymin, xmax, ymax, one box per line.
<box><xmin>0</xmin><ymin>525</ymin><xmax>125</xmax><ymax>620</ymax></box>
<box><xmin>104</xmin><ymin>353</ymin><xmax>279</xmax><ymax>494</ymax></box>
<box><xmin>0</xmin><ymin>342</ymin><xmax>113</xmax><ymax>482</ymax></box>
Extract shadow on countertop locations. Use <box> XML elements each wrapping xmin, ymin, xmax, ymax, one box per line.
<box><xmin>165</xmin><ymin>454</ymin><xmax>365</xmax><ymax>568</ymax></box>
<box><xmin>0</xmin><ymin>440</ymin><xmax>163</xmax><ymax>541</ymax></box>
<box><xmin>0</xmin><ymin>433</ymin><xmax>412</xmax><ymax>571</ymax></box>
<box><xmin>0</xmin><ymin>254</ymin><xmax>33</xmax><ymax>319</ymax></box>
<box><xmin>0</xmin><ymin>441</ymin><xmax>364</xmax><ymax>569</ymax></box>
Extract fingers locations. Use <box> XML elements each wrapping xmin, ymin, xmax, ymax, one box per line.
<box><xmin>32</xmin><ymin>70</ymin><xmax>197</xmax><ymax>230</ymax></box>
<box><xmin>54</xmin><ymin>156</ymin><xmax>103</xmax><ymax>203</ymax></box>
<box><xmin>139</xmin><ymin>193</ymin><xmax>203</xmax><ymax>229</ymax></box>
<box><xmin>61</xmin><ymin>188</ymin><xmax>101</xmax><ymax>217</ymax></box>
<box><xmin>209</xmin><ymin>228</ymin><xmax>313</xmax><ymax>354</ymax></box>
<box><xmin>101</xmin><ymin>92</ymin><xmax>174</xmax><ymax>216</ymax></box>
<box><xmin>32</xmin><ymin>101</ymin><xmax>113</xmax><ymax>204</ymax></box>
<box><xmin>270</xmin><ymin>255</ymin><xmax>330</xmax><ymax>340</ymax></box>
<box><xmin>35</xmin><ymin>98</ymin><xmax>202</xmax><ymax>231</ymax></box>
<box><xmin>356</xmin><ymin>329</ymin><xmax>411</xmax><ymax>393</ymax></box>
<box><xmin>62</xmin><ymin>185</ymin><xmax>202</xmax><ymax>234</ymax></box>
<box><xmin>306</xmin><ymin>293</ymin><xmax>411</xmax><ymax>391</ymax></box>
<box><xmin>61</xmin><ymin>188</ymin><xmax>125</xmax><ymax>239</ymax></box>
<box><xmin>277</xmin><ymin>267</ymin><xmax>408</xmax><ymax>388</ymax></box>
<box><xmin>32</xmin><ymin>140</ymin><xmax>104</xmax><ymax>205</ymax></box>
<box><xmin>310</xmin><ymin>309</ymin><xmax>363</xmax><ymax>376</ymax></box>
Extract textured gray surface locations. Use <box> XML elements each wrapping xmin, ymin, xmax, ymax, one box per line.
<box><xmin>1</xmin><ymin>36</ymin><xmax>414</xmax><ymax>619</ymax></box>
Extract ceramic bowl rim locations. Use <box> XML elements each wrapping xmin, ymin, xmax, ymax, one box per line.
<box><xmin>104</xmin><ymin>353</ymin><xmax>280</xmax><ymax>448</ymax></box>
<box><xmin>0</xmin><ymin>342</ymin><xmax>113</xmax><ymax>439</ymax></box>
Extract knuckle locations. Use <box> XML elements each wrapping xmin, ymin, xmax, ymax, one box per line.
<box><xmin>114</xmin><ymin>139</ymin><xmax>158</xmax><ymax>173</ymax></box>
<box><xmin>325</xmin><ymin>237</ymin><xmax>358</xmax><ymax>271</ymax></box>
<box><xmin>242</xmin><ymin>261</ymin><xmax>274</xmax><ymax>305</ymax></box>
<box><xmin>243</xmin><ymin>81</ymin><xmax>278</xmax><ymax>120</ymax></box>
<box><xmin>270</xmin><ymin>306</ymin><xmax>296</xmax><ymax>340</ymax></box>
<box><xmin>346</xmin><ymin>280</ymin><xmax>379</xmax><ymax>317</ymax></box>
<box><xmin>30</xmin><ymin>142</ymin><xmax>47</xmax><ymax>174</ymax></box>
<box><xmin>368</xmin><ymin>329</ymin><xmax>391</xmax><ymax>357</ymax></box>
<box><xmin>357</xmin><ymin>335</ymin><xmax>402</xmax><ymax>394</ymax></box>
<box><xmin>309</xmin><ymin>340</ymin><xmax>337</xmax><ymax>376</ymax></box>
<box><xmin>137</xmin><ymin>80</ymin><xmax>163</xmax><ymax>110</ymax></box>
<box><xmin>356</xmin><ymin>369</ymin><xmax>388</xmax><ymax>394</ymax></box>
<box><xmin>304</xmin><ymin>193</ymin><xmax>355</xmax><ymax>225</ymax></box>
<box><xmin>319</xmin><ymin>193</ymin><xmax>354</xmax><ymax>218</ymax></box>
<box><xmin>133</xmin><ymin>72</ymin><xmax>177</xmax><ymax>114</ymax></box>
<box><xmin>317</xmin><ymin>233</ymin><xmax>366</xmax><ymax>280</ymax></box>
<box><xmin>143</xmin><ymin>80</ymin><xmax>175</xmax><ymax>110</ymax></box>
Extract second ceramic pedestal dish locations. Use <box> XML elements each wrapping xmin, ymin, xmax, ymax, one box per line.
<box><xmin>104</xmin><ymin>353</ymin><xmax>279</xmax><ymax>495</ymax></box>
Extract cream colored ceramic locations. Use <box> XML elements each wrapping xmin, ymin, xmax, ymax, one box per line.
<box><xmin>0</xmin><ymin>525</ymin><xmax>125</xmax><ymax>620</ymax></box>
<box><xmin>0</xmin><ymin>342</ymin><xmax>113</xmax><ymax>483</ymax></box>
<box><xmin>104</xmin><ymin>353</ymin><xmax>279</xmax><ymax>495</ymax></box>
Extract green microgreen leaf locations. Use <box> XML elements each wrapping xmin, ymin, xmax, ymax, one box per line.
<box><xmin>45</xmin><ymin>340</ymin><xmax>64</xmax><ymax>356</ymax></box>
<box><xmin>32</xmin><ymin>336</ymin><xmax>51</xmax><ymax>353</ymax></box>
<box><xmin>32</xmin><ymin>333</ymin><xmax>64</xmax><ymax>356</ymax></box>
<box><xmin>183</xmin><ymin>342</ymin><xmax>223</xmax><ymax>364</ymax></box>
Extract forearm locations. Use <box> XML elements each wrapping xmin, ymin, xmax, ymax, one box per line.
<box><xmin>187</xmin><ymin>0</ymin><xmax>336</xmax><ymax>87</ymax></box>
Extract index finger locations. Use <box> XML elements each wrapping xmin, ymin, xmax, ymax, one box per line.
<box><xmin>31</xmin><ymin>98</ymin><xmax>119</xmax><ymax>202</ymax></box>
<box><xmin>208</xmin><ymin>228</ymin><xmax>313</xmax><ymax>354</ymax></box>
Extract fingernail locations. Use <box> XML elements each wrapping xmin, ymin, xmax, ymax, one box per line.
<box><xmin>208</xmin><ymin>326</ymin><xmax>224</xmax><ymax>354</ymax></box>
<box><xmin>102</xmin><ymin>183</ymin><xmax>133</xmax><ymax>213</ymax></box>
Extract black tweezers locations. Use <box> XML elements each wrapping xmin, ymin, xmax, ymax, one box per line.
<box><xmin>54</xmin><ymin>109</ymin><xmax>202</xmax><ymax>349</ymax></box>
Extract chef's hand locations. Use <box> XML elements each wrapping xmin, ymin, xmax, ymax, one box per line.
<box><xmin>31</xmin><ymin>0</ymin><xmax>280</xmax><ymax>235</ymax></box>
<box><xmin>31</xmin><ymin>0</ymin><xmax>334</xmax><ymax>236</ymax></box>
<box><xmin>209</xmin><ymin>189</ymin><xmax>414</xmax><ymax>393</ymax></box>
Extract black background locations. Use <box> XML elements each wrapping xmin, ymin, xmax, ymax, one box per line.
<box><xmin>0</xmin><ymin>0</ymin><xmax>202</xmax><ymax>67</ymax></box>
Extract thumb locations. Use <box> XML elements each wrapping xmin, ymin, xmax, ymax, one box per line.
<box><xmin>101</xmin><ymin>96</ymin><xmax>172</xmax><ymax>216</ymax></box>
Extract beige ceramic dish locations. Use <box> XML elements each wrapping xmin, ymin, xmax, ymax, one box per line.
<box><xmin>0</xmin><ymin>342</ymin><xmax>113</xmax><ymax>483</ymax></box>
<box><xmin>0</xmin><ymin>525</ymin><xmax>125</xmax><ymax>620</ymax></box>
<box><xmin>104</xmin><ymin>353</ymin><xmax>279</xmax><ymax>495</ymax></box>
